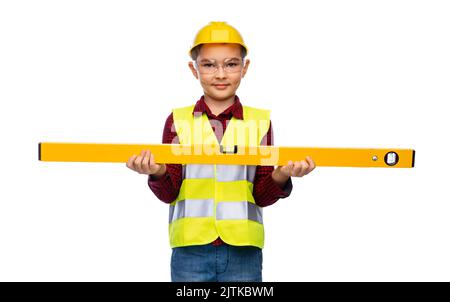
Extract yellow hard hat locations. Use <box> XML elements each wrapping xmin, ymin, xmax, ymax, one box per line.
<box><xmin>189</xmin><ymin>21</ymin><xmax>248</xmax><ymax>57</ymax></box>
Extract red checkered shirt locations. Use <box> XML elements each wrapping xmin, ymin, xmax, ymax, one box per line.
<box><xmin>148</xmin><ymin>95</ymin><xmax>292</xmax><ymax>246</ymax></box>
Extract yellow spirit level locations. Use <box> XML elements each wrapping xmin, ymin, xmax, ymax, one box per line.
<box><xmin>38</xmin><ymin>142</ymin><xmax>415</xmax><ymax>168</ymax></box>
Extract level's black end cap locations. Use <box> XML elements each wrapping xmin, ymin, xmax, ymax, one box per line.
<box><xmin>412</xmin><ymin>150</ymin><xmax>415</xmax><ymax>168</ymax></box>
<box><xmin>38</xmin><ymin>142</ymin><xmax>41</xmax><ymax>161</ymax></box>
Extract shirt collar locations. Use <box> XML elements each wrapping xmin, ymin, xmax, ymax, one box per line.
<box><xmin>192</xmin><ymin>95</ymin><xmax>244</xmax><ymax>120</ymax></box>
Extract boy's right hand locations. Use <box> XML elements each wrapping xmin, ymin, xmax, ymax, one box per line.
<box><xmin>126</xmin><ymin>149</ymin><xmax>166</xmax><ymax>177</ymax></box>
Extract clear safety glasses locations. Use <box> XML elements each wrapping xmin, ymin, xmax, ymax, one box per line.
<box><xmin>194</xmin><ymin>58</ymin><xmax>244</xmax><ymax>74</ymax></box>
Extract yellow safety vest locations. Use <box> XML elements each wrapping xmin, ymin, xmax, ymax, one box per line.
<box><xmin>170</xmin><ymin>104</ymin><xmax>271</xmax><ymax>249</ymax></box>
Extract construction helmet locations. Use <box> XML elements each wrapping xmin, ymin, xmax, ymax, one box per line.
<box><xmin>189</xmin><ymin>21</ymin><xmax>248</xmax><ymax>57</ymax></box>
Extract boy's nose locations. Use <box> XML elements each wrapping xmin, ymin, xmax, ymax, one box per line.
<box><xmin>215</xmin><ymin>66</ymin><xmax>227</xmax><ymax>78</ymax></box>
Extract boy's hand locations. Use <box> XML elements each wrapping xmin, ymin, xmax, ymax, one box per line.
<box><xmin>126</xmin><ymin>150</ymin><xmax>166</xmax><ymax>177</ymax></box>
<box><xmin>277</xmin><ymin>156</ymin><xmax>316</xmax><ymax>178</ymax></box>
<box><xmin>272</xmin><ymin>156</ymin><xmax>316</xmax><ymax>188</ymax></box>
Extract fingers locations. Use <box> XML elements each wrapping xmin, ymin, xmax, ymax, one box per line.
<box><xmin>149</xmin><ymin>152</ymin><xmax>156</xmax><ymax>166</ymax></box>
<box><xmin>305</xmin><ymin>156</ymin><xmax>316</xmax><ymax>175</ymax></box>
<box><xmin>141</xmin><ymin>150</ymin><xmax>151</xmax><ymax>174</ymax></box>
<box><xmin>133</xmin><ymin>150</ymin><xmax>146</xmax><ymax>174</ymax></box>
<box><xmin>285</xmin><ymin>156</ymin><xmax>316</xmax><ymax>177</ymax></box>
<box><xmin>294</xmin><ymin>160</ymin><xmax>308</xmax><ymax>177</ymax></box>
<box><xmin>292</xmin><ymin>161</ymin><xmax>303</xmax><ymax>176</ymax></box>
<box><xmin>126</xmin><ymin>150</ymin><xmax>153</xmax><ymax>175</ymax></box>
<box><xmin>126</xmin><ymin>154</ymin><xmax>137</xmax><ymax>170</ymax></box>
<box><xmin>279</xmin><ymin>160</ymin><xmax>293</xmax><ymax>176</ymax></box>
<box><xmin>148</xmin><ymin>152</ymin><xmax>162</xmax><ymax>175</ymax></box>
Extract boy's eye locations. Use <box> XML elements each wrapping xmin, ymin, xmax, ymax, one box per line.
<box><xmin>202</xmin><ymin>63</ymin><xmax>215</xmax><ymax>68</ymax></box>
<box><xmin>226</xmin><ymin>63</ymin><xmax>238</xmax><ymax>67</ymax></box>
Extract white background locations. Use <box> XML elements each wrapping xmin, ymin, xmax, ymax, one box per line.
<box><xmin>1</xmin><ymin>0</ymin><xmax>449</xmax><ymax>281</ymax></box>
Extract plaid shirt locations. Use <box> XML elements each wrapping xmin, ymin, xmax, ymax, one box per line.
<box><xmin>148</xmin><ymin>95</ymin><xmax>292</xmax><ymax>245</ymax></box>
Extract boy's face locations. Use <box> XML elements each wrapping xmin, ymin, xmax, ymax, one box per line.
<box><xmin>188</xmin><ymin>43</ymin><xmax>250</xmax><ymax>102</ymax></box>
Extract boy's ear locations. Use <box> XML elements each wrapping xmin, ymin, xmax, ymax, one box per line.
<box><xmin>241</xmin><ymin>59</ymin><xmax>250</xmax><ymax>78</ymax></box>
<box><xmin>188</xmin><ymin>61</ymin><xmax>199</xmax><ymax>79</ymax></box>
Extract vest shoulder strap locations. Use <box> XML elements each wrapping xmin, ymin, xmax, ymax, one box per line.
<box><xmin>172</xmin><ymin>104</ymin><xmax>195</xmax><ymax>120</ymax></box>
<box><xmin>172</xmin><ymin>105</ymin><xmax>195</xmax><ymax>144</ymax></box>
<box><xmin>242</xmin><ymin>105</ymin><xmax>270</xmax><ymax>122</ymax></box>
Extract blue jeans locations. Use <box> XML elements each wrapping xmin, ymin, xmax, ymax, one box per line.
<box><xmin>171</xmin><ymin>243</ymin><xmax>263</xmax><ymax>282</ymax></box>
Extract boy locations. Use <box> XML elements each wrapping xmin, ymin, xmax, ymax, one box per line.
<box><xmin>126</xmin><ymin>21</ymin><xmax>315</xmax><ymax>282</ymax></box>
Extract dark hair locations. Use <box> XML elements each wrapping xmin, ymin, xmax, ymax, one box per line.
<box><xmin>190</xmin><ymin>44</ymin><xmax>247</xmax><ymax>61</ymax></box>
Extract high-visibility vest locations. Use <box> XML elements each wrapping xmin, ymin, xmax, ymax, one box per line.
<box><xmin>170</xmin><ymin>104</ymin><xmax>271</xmax><ymax>248</ymax></box>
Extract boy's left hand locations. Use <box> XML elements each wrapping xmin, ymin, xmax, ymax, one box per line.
<box><xmin>275</xmin><ymin>156</ymin><xmax>316</xmax><ymax>178</ymax></box>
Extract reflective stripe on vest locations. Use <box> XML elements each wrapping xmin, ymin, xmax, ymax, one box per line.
<box><xmin>169</xmin><ymin>199</ymin><xmax>214</xmax><ymax>223</ymax></box>
<box><xmin>169</xmin><ymin>104</ymin><xmax>270</xmax><ymax>248</ymax></box>
<box><xmin>169</xmin><ymin>200</ymin><xmax>263</xmax><ymax>224</ymax></box>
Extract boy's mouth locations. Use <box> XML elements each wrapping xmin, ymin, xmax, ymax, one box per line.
<box><xmin>212</xmin><ymin>84</ymin><xmax>230</xmax><ymax>90</ymax></box>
